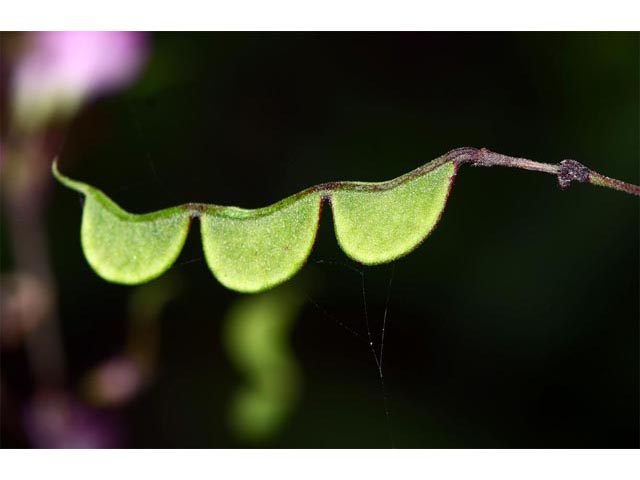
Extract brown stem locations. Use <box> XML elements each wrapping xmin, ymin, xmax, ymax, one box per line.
<box><xmin>588</xmin><ymin>171</ymin><xmax>640</xmax><ymax>196</ymax></box>
<box><xmin>1</xmin><ymin>132</ymin><xmax>67</xmax><ymax>388</ymax></box>
<box><xmin>456</xmin><ymin>148</ymin><xmax>640</xmax><ymax>197</ymax></box>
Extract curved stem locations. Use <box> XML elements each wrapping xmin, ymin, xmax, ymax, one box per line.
<box><xmin>52</xmin><ymin>146</ymin><xmax>640</xmax><ymax>220</ymax></box>
<box><xmin>456</xmin><ymin>148</ymin><xmax>640</xmax><ymax>196</ymax></box>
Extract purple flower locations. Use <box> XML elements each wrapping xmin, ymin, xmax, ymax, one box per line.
<box><xmin>11</xmin><ymin>31</ymin><xmax>148</xmax><ymax>130</ymax></box>
<box><xmin>23</xmin><ymin>390</ymin><xmax>122</xmax><ymax>448</ymax></box>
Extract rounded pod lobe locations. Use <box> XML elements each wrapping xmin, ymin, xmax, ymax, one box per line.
<box><xmin>53</xmin><ymin>161</ymin><xmax>191</xmax><ymax>285</ymax></box>
<box><xmin>200</xmin><ymin>193</ymin><xmax>322</xmax><ymax>293</ymax></box>
<box><xmin>81</xmin><ymin>195</ymin><xmax>191</xmax><ymax>284</ymax></box>
<box><xmin>331</xmin><ymin>161</ymin><xmax>456</xmax><ymax>264</ymax></box>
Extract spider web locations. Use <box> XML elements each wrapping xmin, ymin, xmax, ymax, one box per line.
<box><xmin>307</xmin><ymin>259</ymin><xmax>396</xmax><ymax>447</ymax></box>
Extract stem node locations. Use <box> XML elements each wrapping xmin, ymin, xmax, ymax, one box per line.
<box><xmin>456</xmin><ymin>148</ymin><xmax>639</xmax><ymax>197</ymax></box>
<box><xmin>558</xmin><ymin>159</ymin><xmax>590</xmax><ymax>190</ymax></box>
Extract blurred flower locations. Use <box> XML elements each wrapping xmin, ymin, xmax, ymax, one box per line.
<box><xmin>1</xmin><ymin>32</ymin><xmax>152</xmax><ymax>448</ymax></box>
<box><xmin>11</xmin><ymin>31</ymin><xmax>148</xmax><ymax>131</ymax></box>
<box><xmin>80</xmin><ymin>276</ymin><xmax>181</xmax><ymax>408</ymax></box>
<box><xmin>82</xmin><ymin>356</ymin><xmax>148</xmax><ymax>408</ymax></box>
<box><xmin>23</xmin><ymin>390</ymin><xmax>121</xmax><ymax>448</ymax></box>
<box><xmin>0</xmin><ymin>273</ymin><xmax>54</xmax><ymax>348</ymax></box>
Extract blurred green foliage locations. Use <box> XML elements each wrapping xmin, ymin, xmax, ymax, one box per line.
<box><xmin>224</xmin><ymin>285</ymin><xmax>304</xmax><ymax>442</ymax></box>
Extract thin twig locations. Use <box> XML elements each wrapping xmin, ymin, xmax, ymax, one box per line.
<box><xmin>457</xmin><ymin>148</ymin><xmax>640</xmax><ymax>196</ymax></box>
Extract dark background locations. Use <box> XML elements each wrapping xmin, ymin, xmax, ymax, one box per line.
<box><xmin>2</xmin><ymin>32</ymin><xmax>638</xmax><ymax>447</ymax></box>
